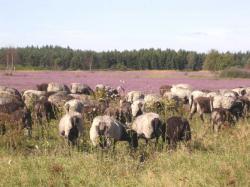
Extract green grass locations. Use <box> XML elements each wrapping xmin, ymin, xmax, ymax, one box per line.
<box><xmin>0</xmin><ymin>110</ymin><xmax>250</xmax><ymax>187</ymax></box>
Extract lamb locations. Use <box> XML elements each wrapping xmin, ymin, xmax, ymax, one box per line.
<box><xmin>58</xmin><ymin>112</ymin><xmax>83</xmax><ymax>144</ymax></box>
<box><xmin>165</xmin><ymin>116</ymin><xmax>191</xmax><ymax>148</ymax></box>
<box><xmin>131</xmin><ymin>112</ymin><xmax>165</xmax><ymax>145</ymax></box>
<box><xmin>89</xmin><ymin>115</ymin><xmax>138</xmax><ymax>149</ymax></box>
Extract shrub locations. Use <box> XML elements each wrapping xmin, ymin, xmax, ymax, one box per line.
<box><xmin>220</xmin><ymin>67</ymin><xmax>250</xmax><ymax>78</ymax></box>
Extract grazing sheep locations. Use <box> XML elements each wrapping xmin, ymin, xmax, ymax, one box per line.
<box><xmin>232</xmin><ymin>87</ymin><xmax>246</xmax><ymax>96</ymax></box>
<box><xmin>70</xmin><ymin>83</ymin><xmax>94</xmax><ymax>95</ymax></box>
<box><xmin>0</xmin><ymin>106</ymin><xmax>32</xmax><ymax>136</ymax></box>
<box><xmin>36</xmin><ymin>83</ymin><xmax>48</xmax><ymax>92</ymax></box>
<box><xmin>189</xmin><ymin>96</ymin><xmax>213</xmax><ymax>121</ymax></box>
<box><xmin>64</xmin><ymin>99</ymin><xmax>85</xmax><ymax>114</ymax></box>
<box><xmin>132</xmin><ymin>112</ymin><xmax>164</xmax><ymax>145</ymax></box>
<box><xmin>126</xmin><ymin>91</ymin><xmax>144</xmax><ymax>103</ymax></box>
<box><xmin>0</xmin><ymin>86</ymin><xmax>22</xmax><ymax>99</ymax></box>
<box><xmin>47</xmin><ymin>83</ymin><xmax>70</xmax><ymax>93</ymax></box>
<box><xmin>228</xmin><ymin>99</ymin><xmax>244</xmax><ymax>121</ymax></box>
<box><xmin>33</xmin><ymin>97</ymin><xmax>56</xmax><ymax>123</ymax></box>
<box><xmin>170</xmin><ymin>86</ymin><xmax>192</xmax><ymax>104</ymax></box>
<box><xmin>22</xmin><ymin>90</ymin><xmax>47</xmax><ymax>108</ymax></box>
<box><xmin>58</xmin><ymin>112</ymin><xmax>83</xmax><ymax>144</ymax></box>
<box><xmin>104</xmin><ymin>103</ymin><xmax>132</xmax><ymax>125</ymax></box>
<box><xmin>165</xmin><ymin>116</ymin><xmax>191</xmax><ymax>148</ymax></box>
<box><xmin>0</xmin><ymin>93</ymin><xmax>24</xmax><ymax>114</ymax></box>
<box><xmin>159</xmin><ymin>85</ymin><xmax>172</xmax><ymax>96</ymax></box>
<box><xmin>48</xmin><ymin>91</ymin><xmax>73</xmax><ymax>108</ymax></box>
<box><xmin>212</xmin><ymin>95</ymin><xmax>236</xmax><ymax>109</ymax></box>
<box><xmin>211</xmin><ymin>108</ymin><xmax>229</xmax><ymax>133</ymax></box>
<box><xmin>189</xmin><ymin>90</ymin><xmax>207</xmax><ymax>106</ymax></box>
<box><xmin>90</xmin><ymin>115</ymin><xmax>138</xmax><ymax>149</ymax></box>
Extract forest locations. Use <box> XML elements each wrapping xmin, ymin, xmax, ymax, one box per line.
<box><xmin>0</xmin><ymin>46</ymin><xmax>250</xmax><ymax>71</ymax></box>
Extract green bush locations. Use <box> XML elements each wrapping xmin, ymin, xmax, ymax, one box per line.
<box><xmin>220</xmin><ymin>67</ymin><xmax>250</xmax><ymax>78</ymax></box>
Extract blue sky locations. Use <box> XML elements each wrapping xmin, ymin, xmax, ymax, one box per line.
<box><xmin>0</xmin><ymin>0</ymin><xmax>250</xmax><ymax>52</ymax></box>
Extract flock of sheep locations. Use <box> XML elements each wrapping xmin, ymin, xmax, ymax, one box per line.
<box><xmin>0</xmin><ymin>82</ymin><xmax>249</xmax><ymax>150</ymax></box>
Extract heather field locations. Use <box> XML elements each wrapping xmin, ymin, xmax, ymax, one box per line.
<box><xmin>0</xmin><ymin>70</ymin><xmax>250</xmax><ymax>187</ymax></box>
<box><xmin>1</xmin><ymin>70</ymin><xmax>250</xmax><ymax>92</ymax></box>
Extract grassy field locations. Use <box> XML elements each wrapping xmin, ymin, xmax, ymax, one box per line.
<box><xmin>0</xmin><ymin>106</ymin><xmax>249</xmax><ymax>187</ymax></box>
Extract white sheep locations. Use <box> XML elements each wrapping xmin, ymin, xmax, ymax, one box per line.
<box><xmin>131</xmin><ymin>99</ymin><xmax>145</xmax><ymax>117</ymax></box>
<box><xmin>132</xmin><ymin>112</ymin><xmax>164</xmax><ymax>144</ymax></box>
<box><xmin>58</xmin><ymin>112</ymin><xmax>83</xmax><ymax>144</ymax></box>
<box><xmin>126</xmin><ymin>91</ymin><xmax>144</xmax><ymax>103</ymax></box>
<box><xmin>64</xmin><ymin>99</ymin><xmax>84</xmax><ymax>114</ymax></box>
<box><xmin>47</xmin><ymin>82</ymin><xmax>69</xmax><ymax>93</ymax></box>
<box><xmin>90</xmin><ymin>115</ymin><xmax>138</xmax><ymax>148</ymax></box>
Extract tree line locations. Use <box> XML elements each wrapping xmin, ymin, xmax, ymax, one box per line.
<box><xmin>0</xmin><ymin>46</ymin><xmax>249</xmax><ymax>71</ymax></box>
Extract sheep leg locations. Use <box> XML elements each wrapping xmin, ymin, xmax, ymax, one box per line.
<box><xmin>199</xmin><ymin>113</ymin><xmax>204</xmax><ymax>122</ymax></box>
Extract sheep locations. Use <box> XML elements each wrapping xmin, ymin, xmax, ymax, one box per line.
<box><xmin>104</xmin><ymin>103</ymin><xmax>132</xmax><ymax>125</ymax></box>
<box><xmin>232</xmin><ymin>87</ymin><xmax>246</xmax><ymax>96</ymax></box>
<box><xmin>126</xmin><ymin>91</ymin><xmax>144</xmax><ymax>103</ymax></box>
<box><xmin>131</xmin><ymin>99</ymin><xmax>145</xmax><ymax>118</ymax></box>
<box><xmin>70</xmin><ymin>83</ymin><xmax>94</xmax><ymax>95</ymax></box>
<box><xmin>165</xmin><ymin>116</ymin><xmax>191</xmax><ymax>149</ymax></box>
<box><xmin>170</xmin><ymin>86</ymin><xmax>192</xmax><ymax>104</ymax></box>
<box><xmin>36</xmin><ymin>83</ymin><xmax>48</xmax><ymax>92</ymax></box>
<box><xmin>212</xmin><ymin>95</ymin><xmax>236</xmax><ymax>109</ymax></box>
<box><xmin>33</xmin><ymin>97</ymin><xmax>56</xmax><ymax>123</ymax></box>
<box><xmin>189</xmin><ymin>96</ymin><xmax>213</xmax><ymax>121</ymax></box>
<box><xmin>58</xmin><ymin>112</ymin><xmax>83</xmax><ymax>144</ymax></box>
<box><xmin>47</xmin><ymin>82</ymin><xmax>70</xmax><ymax>93</ymax></box>
<box><xmin>0</xmin><ymin>106</ymin><xmax>32</xmax><ymax>136</ymax></box>
<box><xmin>64</xmin><ymin>99</ymin><xmax>85</xmax><ymax>114</ymax></box>
<box><xmin>131</xmin><ymin>112</ymin><xmax>165</xmax><ymax>145</ymax></box>
<box><xmin>0</xmin><ymin>86</ymin><xmax>22</xmax><ymax>99</ymax></box>
<box><xmin>188</xmin><ymin>90</ymin><xmax>207</xmax><ymax>106</ymax></box>
<box><xmin>159</xmin><ymin>85</ymin><xmax>172</xmax><ymax>96</ymax></box>
<box><xmin>22</xmin><ymin>90</ymin><xmax>47</xmax><ymax>108</ymax></box>
<box><xmin>90</xmin><ymin>115</ymin><xmax>138</xmax><ymax>149</ymax></box>
<box><xmin>95</xmin><ymin>84</ymin><xmax>105</xmax><ymax>91</ymax></box>
<box><xmin>48</xmin><ymin>91</ymin><xmax>73</xmax><ymax>109</ymax></box>
<box><xmin>211</xmin><ymin>108</ymin><xmax>229</xmax><ymax>133</ymax></box>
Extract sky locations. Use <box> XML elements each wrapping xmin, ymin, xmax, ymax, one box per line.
<box><xmin>0</xmin><ymin>0</ymin><xmax>250</xmax><ymax>52</ymax></box>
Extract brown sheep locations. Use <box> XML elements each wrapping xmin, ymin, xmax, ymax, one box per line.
<box><xmin>189</xmin><ymin>96</ymin><xmax>213</xmax><ymax>122</ymax></box>
<box><xmin>165</xmin><ymin>116</ymin><xmax>191</xmax><ymax>149</ymax></box>
<box><xmin>159</xmin><ymin>85</ymin><xmax>172</xmax><ymax>96</ymax></box>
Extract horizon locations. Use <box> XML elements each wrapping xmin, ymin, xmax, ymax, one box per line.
<box><xmin>1</xmin><ymin>0</ymin><xmax>250</xmax><ymax>52</ymax></box>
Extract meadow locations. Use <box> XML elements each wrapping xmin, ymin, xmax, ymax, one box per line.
<box><xmin>0</xmin><ymin>70</ymin><xmax>250</xmax><ymax>187</ymax></box>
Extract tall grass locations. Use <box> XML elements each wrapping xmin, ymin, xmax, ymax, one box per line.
<box><xmin>0</xmin><ymin>105</ymin><xmax>250</xmax><ymax>186</ymax></box>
